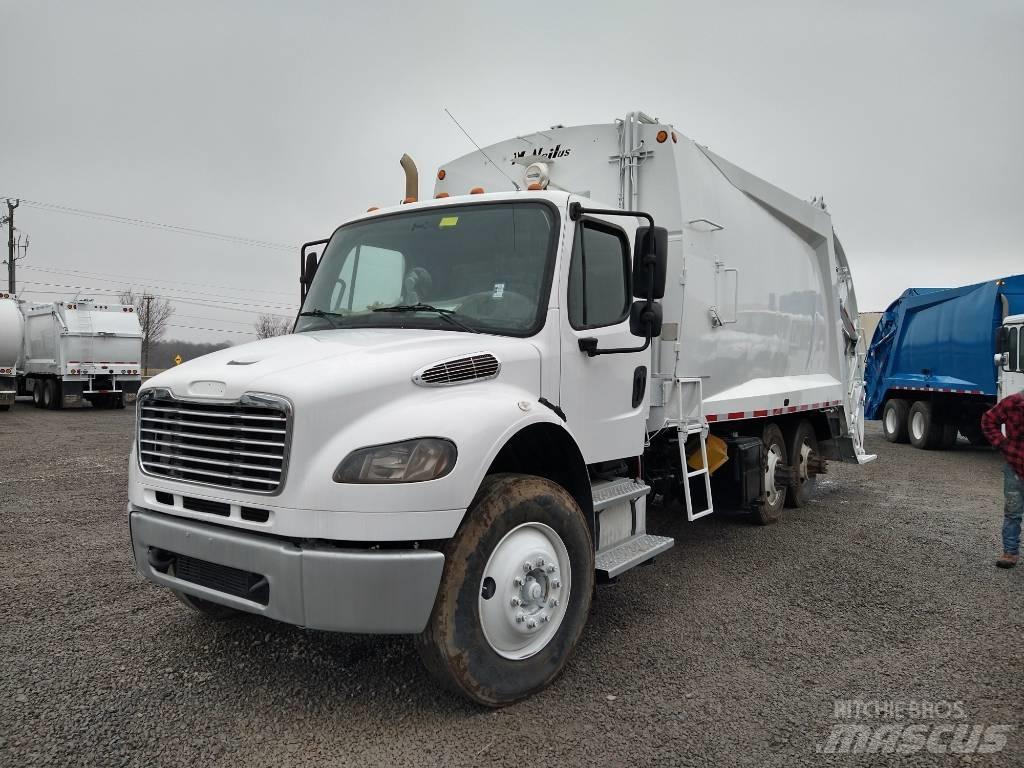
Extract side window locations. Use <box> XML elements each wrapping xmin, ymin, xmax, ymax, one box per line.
<box><xmin>567</xmin><ymin>221</ymin><xmax>630</xmax><ymax>329</ymax></box>
<box><xmin>1008</xmin><ymin>326</ymin><xmax>1020</xmax><ymax>372</ymax></box>
<box><xmin>330</xmin><ymin>246</ymin><xmax>405</xmax><ymax>312</ymax></box>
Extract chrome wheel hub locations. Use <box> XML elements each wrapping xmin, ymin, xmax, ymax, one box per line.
<box><xmin>478</xmin><ymin>522</ymin><xmax>570</xmax><ymax>660</ymax></box>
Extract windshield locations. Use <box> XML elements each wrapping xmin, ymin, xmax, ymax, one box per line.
<box><xmin>295</xmin><ymin>201</ymin><xmax>558</xmax><ymax>336</ymax></box>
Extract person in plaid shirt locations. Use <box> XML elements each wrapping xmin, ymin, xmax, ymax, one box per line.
<box><xmin>981</xmin><ymin>390</ymin><xmax>1024</xmax><ymax>568</ymax></box>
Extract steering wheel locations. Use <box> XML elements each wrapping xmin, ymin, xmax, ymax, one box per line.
<box><xmin>457</xmin><ymin>290</ymin><xmax>534</xmax><ymax>325</ymax></box>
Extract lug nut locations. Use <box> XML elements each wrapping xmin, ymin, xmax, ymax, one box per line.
<box><xmin>536</xmin><ymin>557</ymin><xmax>545</xmax><ymax>567</ymax></box>
<box><xmin>513</xmin><ymin>575</ymin><xmax>525</xmax><ymax>586</ymax></box>
<box><xmin>551</xmin><ymin>579</ymin><xmax>561</xmax><ymax>589</ymax></box>
<box><xmin>539</xmin><ymin>614</ymin><xmax>549</xmax><ymax>623</ymax></box>
<box><xmin>523</xmin><ymin>561</ymin><xmax>533</xmax><ymax>572</ymax></box>
<box><xmin>510</xmin><ymin>597</ymin><xmax>522</xmax><ymax>607</ymax></box>
<box><xmin>515</xmin><ymin>613</ymin><xmax>525</xmax><ymax>624</ymax></box>
<box><xmin>549</xmin><ymin>598</ymin><xmax>559</xmax><ymax>608</ymax></box>
<box><xmin>527</xmin><ymin>619</ymin><xmax>537</xmax><ymax>629</ymax></box>
<box><xmin>545</xmin><ymin>564</ymin><xmax>556</xmax><ymax>573</ymax></box>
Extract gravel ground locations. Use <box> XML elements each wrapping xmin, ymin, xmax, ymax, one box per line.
<box><xmin>1</xmin><ymin>402</ymin><xmax>1021</xmax><ymax>767</ymax></box>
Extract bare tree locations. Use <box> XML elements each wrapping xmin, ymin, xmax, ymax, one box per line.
<box><xmin>119</xmin><ymin>289</ymin><xmax>174</xmax><ymax>375</ymax></box>
<box><xmin>254</xmin><ymin>313</ymin><xmax>292</xmax><ymax>340</ymax></box>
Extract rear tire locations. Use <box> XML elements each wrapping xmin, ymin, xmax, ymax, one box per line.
<box><xmin>32</xmin><ymin>382</ymin><xmax>43</xmax><ymax>408</ymax></box>
<box><xmin>882</xmin><ymin>399</ymin><xmax>910</xmax><ymax>443</ymax></box>
<box><xmin>941</xmin><ymin>421</ymin><xmax>958</xmax><ymax>449</ymax></box>
<box><xmin>784</xmin><ymin>419</ymin><xmax>818</xmax><ymax>508</ymax></box>
<box><xmin>42</xmin><ymin>380</ymin><xmax>54</xmax><ymax>410</ymax></box>
<box><xmin>416</xmin><ymin>473</ymin><xmax>594</xmax><ymax>707</ymax></box>
<box><xmin>753</xmin><ymin>422</ymin><xmax>788</xmax><ymax>524</ymax></box>
<box><xmin>960</xmin><ymin>418</ymin><xmax>989</xmax><ymax>447</ymax></box>
<box><xmin>907</xmin><ymin>401</ymin><xmax>944</xmax><ymax>450</ymax></box>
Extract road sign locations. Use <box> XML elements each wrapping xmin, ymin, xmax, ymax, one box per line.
<box><xmin>174</xmin><ymin>354</ymin><xmax>182</xmax><ymax>365</ymax></box>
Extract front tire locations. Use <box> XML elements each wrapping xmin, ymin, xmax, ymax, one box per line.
<box><xmin>416</xmin><ymin>473</ymin><xmax>594</xmax><ymax>707</ymax></box>
<box><xmin>882</xmin><ymin>399</ymin><xmax>910</xmax><ymax>443</ymax></box>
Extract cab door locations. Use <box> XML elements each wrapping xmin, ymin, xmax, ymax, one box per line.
<box><xmin>558</xmin><ymin>213</ymin><xmax>649</xmax><ymax>463</ymax></box>
<box><xmin>1001</xmin><ymin>323</ymin><xmax>1024</xmax><ymax>401</ymax></box>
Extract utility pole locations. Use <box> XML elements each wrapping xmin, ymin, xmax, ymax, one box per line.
<box><xmin>142</xmin><ymin>294</ymin><xmax>153</xmax><ymax>376</ymax></box>
<box><xmin>4</xmin><ymin>199</ymin><xmax>19</xmax><ymax>293</ymax></box>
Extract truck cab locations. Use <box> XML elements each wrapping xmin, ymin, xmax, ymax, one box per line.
<box><xmin>998</xmin><ymin>314</ymin><xmax>1024</xmax><ymax>401</ymax></box>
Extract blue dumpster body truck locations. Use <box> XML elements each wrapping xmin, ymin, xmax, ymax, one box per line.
<box><xmin>865</xmin><ymin>274</ymin><xmax>1024</xmax><ymax>449</ymax></box>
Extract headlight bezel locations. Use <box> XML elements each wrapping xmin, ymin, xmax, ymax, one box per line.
<box><xmin>333</xmin><ymin>437</ymin><xmax>457</xmax><ymax>484</ymax></box>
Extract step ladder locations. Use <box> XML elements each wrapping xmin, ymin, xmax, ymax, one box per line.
<box><xmin>592</xmin><ymin>477</ymin><xmax>674</xmax><ymax>579</ymax></box>
<box><xmin>676</xmin><ymin>377</ymin><xmax>714</xmax><ymax>521</ymax></box>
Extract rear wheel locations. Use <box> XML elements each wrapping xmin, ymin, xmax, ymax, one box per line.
<box><xmin>784</xmin><ymin>419</ymin><xmax>818</xmax><ymax>508</ymax></box>
<box><xmin>416</xmin><ymin>473</ymin><xmax>594</xmax><ymax>707</ymax></box>
<box><xmin>882</xmin><ymin>399</ymin><xmax>910</xmax><ymax>443</ymax></box>
<box><xmin>941</xmin><ymin>421</ymin><xmax>959</xmax><ymax>449</ymax></box>
<box><xmin>31</xmin><ymin>383</ymin><xmax>42</xmax><ymax>408</ymax></box>
<box><xmin>908</xmin><ymin>401</ymin><xmax>944</xmax><ymax>449</ymax></box>
<box><xmin>960</xmin><ymin>417</ymin><xmax>989</xmax><ymax>447</ymax></box>
<box><xmin>41</xmin><ymin>380</ymin><xmax>54</xmax><ymax>409</ymax></box>
<box><xmin>753</xmin><ymin>422</ymin><xmax>788</xmax><ymax>524</ymax></box>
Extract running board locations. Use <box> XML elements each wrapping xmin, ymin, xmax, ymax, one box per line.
<box><xmin>595</xmin><ymin>534</ymin><xmax>674</xmax><ymax>579</ymax></box>
<box><xmin>592</xmin><ymin>477</ymin><xmax>650</xmax><ymax>512</ymax></box>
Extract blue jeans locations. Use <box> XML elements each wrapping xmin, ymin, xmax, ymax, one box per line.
<box><xmin>1003</xmin><ymin>464</ymin><xmax>1024</xmax><ymax>555</ymax></box>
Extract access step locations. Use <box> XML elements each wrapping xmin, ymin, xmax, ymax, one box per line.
<box><xmin>595</xmin><ymin>533</ymin><xmax>675</xmax><ymax>579</ymax></box>
<box><xmin>591</xmin><ymin>477</ymin><xmax>650</xmax><ymax>512</ymax></box>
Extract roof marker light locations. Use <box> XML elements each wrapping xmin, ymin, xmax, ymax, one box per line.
<box><xmin>656</xmin><ymin>130</ymin><xmax>668</xmax><ymax>143</ymax></box>
<box><xmin>435</xmin><ymin>192</ymin><xmax>450</xmax><ymax>198</ymax></box>
<box><xmin>437</xmin><ymin>169</ymin><xmax>446</xmax><ymax>180</ymax></box>
<box><xmin>403</xmin><ymin>196</ymin><xmax>417</xmax><ymax>204</ymax></box>
<box><xmin>470</xmin><ymin>187</ymin><xmax>485</xmax><ymax>195</ymax></box>
<box><xmin>672</xmin><ymin>131</ymin><xmax>679</xmax><ymax>143</ymax></box>
<box><xmin>367</xmin><ymin>206</ymin><xmax>380</xmax><ymax>212</ymax></box>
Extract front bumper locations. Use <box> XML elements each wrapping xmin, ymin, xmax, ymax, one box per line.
<box><xmin>130</xmin><ymin>508</ymin><xmax>444</xmax><ymax>634</ymax></box>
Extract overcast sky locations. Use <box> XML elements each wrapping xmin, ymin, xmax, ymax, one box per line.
<box><xmin>1</xmin><ymin>1</ymin><xmax>1021</xmax><ymax>343</ymax></box>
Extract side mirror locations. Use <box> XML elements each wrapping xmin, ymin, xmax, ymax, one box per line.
<box><xmin>629</xmin><ymin>300</ymin><xmax>663</xmax><ymax>338</ymax></box>
<box><xmin>303</xmin><ymin>252</ymin><xmax>319</xmax><ymax>287</ymax></box>
<box><xmin>632</xmin><ymin>226</ymin><xmax>668</xmax><ymax>299</ymax></box>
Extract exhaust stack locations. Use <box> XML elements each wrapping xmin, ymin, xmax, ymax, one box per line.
<box><xmin>400</xmin><ymin>154</ymin><xmax>419</xmax><ymax>203</ymax></box>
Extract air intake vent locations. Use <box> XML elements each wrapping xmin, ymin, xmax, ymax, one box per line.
<box><xmin>413</xmin><ymin>353</ymin><xmax>501</xmax><ymax>387</ymax></box>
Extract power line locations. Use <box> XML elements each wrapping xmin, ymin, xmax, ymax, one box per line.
<box><xmin>1</xmin><ymin>195</ymin><xmax>298</xmax><ymax>251</ymax></box>
<box><xmin>167</xmin><ymin>323</ymin><xmax>257</xmax><ymax>336</ymax></box>
<box><xmin>20</xmin><ymin>263</ymin><xmax>297</xmax><ymax>299</ymax></box>
<box><xmin>18</xmin><ymin>279</ymin><xmax>298</xmax><ymax>312</ymax></box>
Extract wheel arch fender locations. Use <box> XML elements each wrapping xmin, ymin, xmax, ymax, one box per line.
<box><xmin>471</xmin><ymin>417</ymin><xmax>594</xmax><ymax>543</ymax></box>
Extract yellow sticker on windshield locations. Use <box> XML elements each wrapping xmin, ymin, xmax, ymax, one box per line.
<box><xmin>439</xmin><ymin>216</ymin><xmax>459</xmax><ymax>228</ymax></box>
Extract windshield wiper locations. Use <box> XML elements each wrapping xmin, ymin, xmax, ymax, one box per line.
<box><xmin>297</xmin><ymin>309</ymin><xmax>345</xmax><ymax>329</ymax></box>
<box><xmin>373</xmin><ymin>303</ymin><xmax>479</xmax><ymax>334</ymax></box>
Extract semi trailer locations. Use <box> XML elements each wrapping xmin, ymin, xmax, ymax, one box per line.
<box><xmin>128</xmin><ymin>110</ymin><xmax>871</xmax><ymax>705</ymax></box>
<box><xmin>865</xmin><ymin>275</ymin><xmax>1024</xmax><ymax>448</ymax></box>
<box><xmin>0</xmin><ymin>291</ymin><xmax>22</xmax><ymax>411</ymax></box>
<box><xmin>20</xmin><ymin>298</ymin><xmax>143</xmax><ymax>409</ymax></box>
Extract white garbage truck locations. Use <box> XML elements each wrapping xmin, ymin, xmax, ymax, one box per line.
<box><xmin>128</xmin><ymin>110</ymin><xmax>872</xmax><ymax>705</ymax></box>
<box><xmin>0</xmin><ymin>291</ymin><xmax>22</xmax><ymax>411</ymax></box>
<box><xmin>21</xmin><ymin>298</ymin><xmax>143</xmax><ymax>409</ymax></box>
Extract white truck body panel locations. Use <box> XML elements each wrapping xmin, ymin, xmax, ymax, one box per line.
<box><xmin>0</xmin><ymin>295</ymin><xmax>23</xmax><ymax>405</ymax></box>
<box><xmin>436</xmin><ymin>115</ymin><xmax>867</xmax><ymax>461</ymax></box>
<box><xmin>23</xmin><ymin>300</ymin><xmax>142</xmax><ymax>376</ymax></box>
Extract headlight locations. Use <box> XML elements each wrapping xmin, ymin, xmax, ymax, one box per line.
<box><xmin>333</xmin><ymin>438</ymin><xmax>457</xmax><ymax>484</ymax></box>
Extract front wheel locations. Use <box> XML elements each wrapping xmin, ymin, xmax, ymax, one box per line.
<box><xmin>416</xmin><ymin>473</ymin><xmax>594</xmax><ymax>707</ymax></box>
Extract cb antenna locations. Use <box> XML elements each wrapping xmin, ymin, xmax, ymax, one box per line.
<box><xmin>444</xmin><ymin>108</ymin><xmax>520</xmax><ymax>190</ymax></box>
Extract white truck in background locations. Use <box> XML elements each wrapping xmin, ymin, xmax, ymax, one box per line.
<box><xmin>129</xmin><ymin>110</ymin><xmax>871</xmax><ymax>706</ymax></box>
<box><xmin>0</xmin><ymin>291</ymin><xmax>23</xmax><ymax>411</ymax></box>
<box><xmin>21</xmin><ymin>298</ymin><xmax>143</xmax><ymax>409</ymax></box>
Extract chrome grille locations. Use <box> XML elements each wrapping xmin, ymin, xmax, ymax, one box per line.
<box><xmin>413</xmin><ymin>353</ymin><xmax>501</xmax><ymax>387</ymax></box>
<box><xmin>137</xmin><ymin>391</ymin><xmax>290</xmax><ymax>494</ymax></box>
